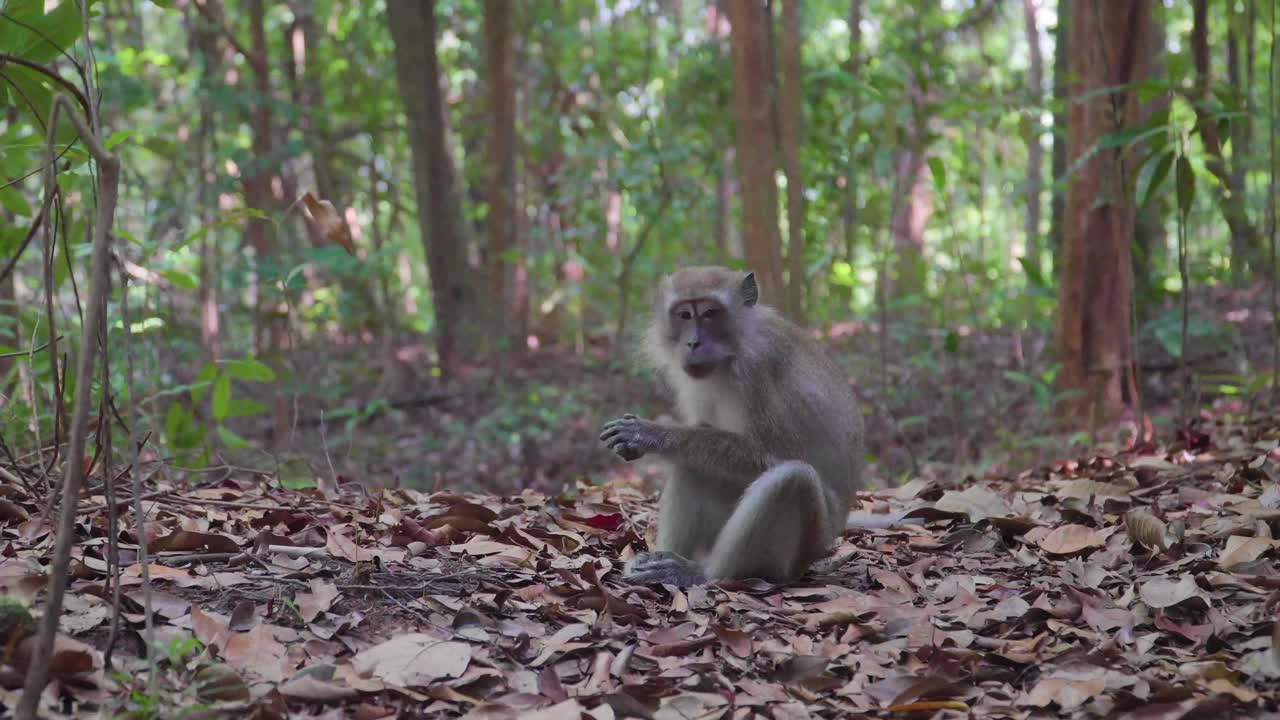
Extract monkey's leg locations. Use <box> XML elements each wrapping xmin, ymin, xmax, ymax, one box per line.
<box><xmin>623</xmin><ymin>473</ymin><xmax>731</xmax><ymax>587</ymax></box>
<box><xmin>703</xmin><ymin>461</ymin><xmax>835</xmax><ymax>582</ymax></box>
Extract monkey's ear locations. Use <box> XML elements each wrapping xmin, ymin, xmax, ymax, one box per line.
<box><xmin>739</xmin><ymin>272</ymin><xmax>759</xmax><ymax>307</ymax></box>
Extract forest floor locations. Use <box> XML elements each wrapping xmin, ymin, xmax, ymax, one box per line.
<box><xmin>0</xmin><ymin>403</ymin><xmax>1279</xmax><ymax>718</ymax></box>
<box><xmin>2</xmin><ymin>286</ymin><xmax>1280</xmax><ymax>717</ymax></box>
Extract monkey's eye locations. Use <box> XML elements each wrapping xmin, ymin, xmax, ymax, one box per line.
<box><xmin>701</xmin><ymin>307</ymin><xmax>720</xmax><ymax>320</ymax></box>
<box><xmin>677</xmin><ymin>310</ymin><xmax>693</xmax><ymax>320</ymax></box>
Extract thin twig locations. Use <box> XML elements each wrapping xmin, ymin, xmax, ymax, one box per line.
<box><xmin>17</xmin><ymin>93</ymin><xmax>120</xmax><ymax>720</ymax></box>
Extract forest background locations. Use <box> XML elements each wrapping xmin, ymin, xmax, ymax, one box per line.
<box><xmin>1</xmin><ymin>0</ymin><xmax>1278</xmax><ymax>498</ymax></box>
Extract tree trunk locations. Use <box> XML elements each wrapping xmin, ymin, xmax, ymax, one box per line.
<box><xmin>890</xmin><ymin>147</ymin><xmax>930</xmax><ymax>301</ymax></box>
<box><xmin>1048</xmin><ymin>0</ymin><xmax>1070</xmax><ymax>276</ymax></box>
<box><xmin>1056</xmin><ymin>0</ymin><xmax>1151</xmax><ymax>422</ymax></box>
<box><xmin>483</xmin><ymin>0</ymin><xmax>520</xmax><ymax>354</ymax></box>
<box><xmin>1022</xmin><ymin>0</ymin><xmax>1045</xmax><ymax>276</ymax></box>
<box><xmin>727</xmin><ymin>0</ymin><xmax>784</xmax><ymax>305</ymax></box>
<box><xmin>1191</xmin><ymin>0</ymin><xmax>1258</xmax><ymax>281</ymax></box>
<box><xmin>387</xmin><ymin>0</ymin><xmax>480</xmax><ymax>378</ymax></box>
<box><xmin>778</xmin><ymin>0</ymin><xmax>805</xmax><ymax>321</ymax></box>
<box><xmin>842</xmin><ymin>0</ymin><xmax>863</xmax><ymax>265</ymax></box>
<box><xmin>244</xmin><ymin>0</ymin><xmax>289</xmax><ymax>446</ymax></box>
<box><xmin>1133</xmin><ymin>10</ymin><xmax>1169</xmax><ymax>318</ymax></box>
<box><xmin>1226</xmin><ymin>1</ymin><xmax>1256</xmax><ymax>284</ymax></box>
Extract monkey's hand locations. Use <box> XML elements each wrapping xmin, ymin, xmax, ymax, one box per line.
<box><xmin>623</xmin><ymin>551</ymin><xmax>707</xmax><ymax>588</ymax></box>
<box><xmin>599</xmin><ymin>414</ymin><xmax>671</xmax><ymax>462</ymax></box>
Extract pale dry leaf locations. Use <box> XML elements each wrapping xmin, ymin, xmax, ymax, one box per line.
<box><xmin>1036</xmin><ymin>524</ymin><xmax>1107</xmax><ymax>555</ymax></box>
<box><xmin>1126</xmin><ymin>511</ymin><xmax>1169</xmax><ymax>551</ymax></box>
<box><xmin>352</xmin><ymin>635</ymin><xmax>471</xmax><ymax>688</ymax></box>
<box><xmin>1139</xmin><ymin>575</ymin><xmax>1209</xmax><ymax>610</ymax></box>
<box><xmin>1023</xmin><ymin>674</ymin><xmax>1106</xmax><ymax>710</ymax></box>
<box><xmin>1063</xmin><ymin>480</ymin><xmax>1133</xmax><ymax>499</ymax></box>
<box><xmin>1218</xmin><ymin>535</ymin><xmax>1278</xmax><ymax>570</ymax></box>
<box><xmin>934</xmin><ymin>485</ymin><xmax>1011</xmax><ymax>521</ymax></box>
<box><xmin>524</xmin><ymin>699</ymin><xmax>587</xmax><ymax>720</ymax></box>
<box><xmin>298</xmin><ymin>580</ymin><xmax>341</xmax><ymax>622</ymax></box>
<box><xmin>222</xmin><ymin>623</ymin><xmax>292</xmax><ymax>682</ymax></box>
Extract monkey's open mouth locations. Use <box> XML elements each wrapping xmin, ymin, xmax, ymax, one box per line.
<box><xmin>683</xmin><ymin>362</ymin><xmax>718</xmax><ymax>379</ymax></box>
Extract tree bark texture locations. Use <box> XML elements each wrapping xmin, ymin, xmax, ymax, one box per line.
<box><xmin>1021</xmin><ymin>0</ymin><xmax>1045</xmax><ymax>275</ymax></box>
<box><xmin>1048</xmin><ymin>0</ymin><xmax>1069</xmax><ymax>273</ymax></box>
<box><xmin>1056</xmin><ymin>0</ymin><xmax>1151</xmax><ymax>421</ymax></box>
<box><xmin>387</xmin><ymin>0</ymin><xmax>479</xmax><ymax>377</ymax></box>
<box><xmin>778</xmin><ymin>0</ymin><xmax>805</xmax><ymax>321</ymax></box>
<box><xmin>483</xmin><ymin>0</ymin><xmax>521</xmax><ymax>352</ymax></box>
<box><xmin>727</xmin><ymin>0</ymin><xmax>784</xmax><ymax>306</ymax></box>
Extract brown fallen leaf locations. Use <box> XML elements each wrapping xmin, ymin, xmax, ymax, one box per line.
<box><xmin>1036</xmin><ymin>524</ymin><xmax>1108</xmax><ymax>555</ymax></box>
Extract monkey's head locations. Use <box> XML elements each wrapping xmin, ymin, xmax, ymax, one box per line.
<box><xmin>652</xmin><ymin>266</ymin><xmax>759</xmax><ymax>380</ymax></box>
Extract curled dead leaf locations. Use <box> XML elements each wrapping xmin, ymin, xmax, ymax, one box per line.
<box><xmin>194</xmin><ymin>663</ymin><xmax>250</xmax><ymax>702</ymax></box>
<box><xmin>301</xmin><ymin>191</ymin><xmax>355</xmax><ymax>255</ymax></box>
<box><xmin>1125</xmin><ymin>510</ymin><xmax>1169</xmax><ymax>551</ymax></box>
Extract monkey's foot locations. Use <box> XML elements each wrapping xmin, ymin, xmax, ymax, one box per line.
<box><xmin>623</xmin><ymin>551</ymin><xmax>707</xmax><ymax>588</ymax></box>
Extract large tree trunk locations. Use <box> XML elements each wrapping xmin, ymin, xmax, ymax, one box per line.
<box><xmin>727</xmin><ymin>0</ymin><xmax>784</xmax><ymax>305</ymax></box>
<box><xmin>1021</xmin><ymin>0</ymin><xmax>1045</xmax><ymax>276</ymax></box>
<box><xmin>778</xmin><ymin>0</ymin><xmax>805</xmax><ymax>321</ymax></box>
<box><xmin>1048</xmin><ymin>0</ymin><xmax>1069</xmax><ymax>275</ymax></box>
<box><xmin>483</xmin><ymin>0</ymin><xmax>521</xmax><ymax>354</ymax></box>
<box><xmin>1056</xmin><ymin>0</ymin><xmax>1151</xmax><ymax>422</ymax></box>
<box><xmin>387</xmin><ymin>0</ymin><xmax>480</xmax><ymax>378</ymax></box>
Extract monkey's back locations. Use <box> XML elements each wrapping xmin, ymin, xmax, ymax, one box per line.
<box><xmin>735</xmin><ymin>310</ymin><xmax>865</xmax><ymax>507</ymax></box>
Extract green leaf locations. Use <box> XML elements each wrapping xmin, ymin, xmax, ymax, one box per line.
<box><xmin>0</xmin><ymin>0</ymin><xmax>85</xmax><ymax>64</ymax></box>
<box><xmin>0</xmin><ymin>186</ymin><xmax>33</xmax><ymax>217</ymax></box>
<box><xmin>1139</xmin><ymin>150</ymin><xmax>1174</xmax><ymax>208</ymax></box>
<box><xmin>104</xmin><ymin>130</ymin><xmax>133</xmax><ymax>149</ymax></box>
<box><xmin>161</xmin><ymin>269</ymin><xmax>198</xmax><ymax>290</ymax></box>
<box><xmin>927</xmin><ymin>156</ymin><xmax>946</xmax><ymax>194</ymax></box>
<box><xmin>172</xmin><ymin>208</ymin><xmax>270</xmax><ymax>252</ymax></box>
<box><xmin>218</xmin><ymin>358</ymin><xmax>275</xmax><ymax>382</ymax></box>
<box><xmin>211</xmin><ymin>375</ymin><xmax>231</xmax><ymax>421</ymax></box>
<box><xmin>191</xmin><ymin>362</ymin><xmax>217</xmax><ymax>404</ymax></box>
<box><xmin>216</xmin><ymin>425</ymin><xmax>249</xmax><ymax>450</ymax></box>
<box><xmin>1175</xmin><ymin>155</ymin><xmax>1195</xmax><ymax>217</ymax></box>
<box><xmin>943</xmin><ymin>331</ymin><xmax>959</xmax><ymax>354</ymax></box>
<box><xmin>224</xmin><ymin>398</ymin><xmax>266</xmax><ymax>419</ymax></box>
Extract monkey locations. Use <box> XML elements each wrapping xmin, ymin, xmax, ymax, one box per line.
<box><xmin>600</xmin><ymin>266</ymin><xmax>879</xmax><ymax>588</ymax></box>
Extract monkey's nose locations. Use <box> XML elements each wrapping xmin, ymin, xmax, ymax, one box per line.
<box><xmin>686</xmin><ymin>340</ymin><xmax>701</xmax><ymax>349</ymax></box>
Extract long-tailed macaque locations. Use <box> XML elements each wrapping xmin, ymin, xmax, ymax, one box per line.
<box><xmin>600</xmin><ymin>266</ymin><xmax>869</xmax><ymax>587</ymax></box>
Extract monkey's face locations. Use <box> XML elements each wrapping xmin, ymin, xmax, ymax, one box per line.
<box><xmin>667</xmin><ymin>297</ymin><xmax>734</xmax><ymax>379</ymax></box>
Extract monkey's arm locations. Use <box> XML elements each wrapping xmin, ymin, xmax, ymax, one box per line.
<box><xmin>600</xmin><ymin>415</ymin><xmax>771</xmax><ymax>493</ymax></box>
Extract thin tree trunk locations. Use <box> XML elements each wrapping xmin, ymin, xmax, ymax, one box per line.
<box><xmin>387</xmin><ymin>0</ymin><xmax>480</xmax><ymax>378</ymax></box>
<box><xmin>1022</xmin><ymin>0</ymin><xmax>1045</xmax><ymax>275</ymax></box>
<box><xmin>1049</xmin><ymin>0</ymin><xmax>1070</xmax><ymax>275</ymax></box>
<box><xmin>1191</xmin><ymin>0</ymin><xmax>1259</xmax><ymax>279</ymax></box>
<box><xmin>778</xmin><ymin>0</ymin><xmax>805</xmax><ymax>321</ymax></box>
<box><xmin>484</xmin><ymin>0</ymin><xmax>519</xmax><ymax>354</ymax></box>
<box><xmin>244</xmin><ymin>0</ymin><xmax>289</xmax><ymax>445</ymax></box>
<box><xmin>1226</xmin><ymin>1</ymin><xmax>1256</xmax><ymax>284</ymax></box>
<box><xmin>1056</xmin><ymin>0</ymin><xmax>1151</xmax><ymax>421</ymax></box>
<box><xmin>727</xmin><ymin>0</ymin><xmax>784</xmax><ymax>304</ymax></box>
<box><xmin>843</xmin><ymin>0</ymin><xmax>863</xmax><ymax>265</ymax></box>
